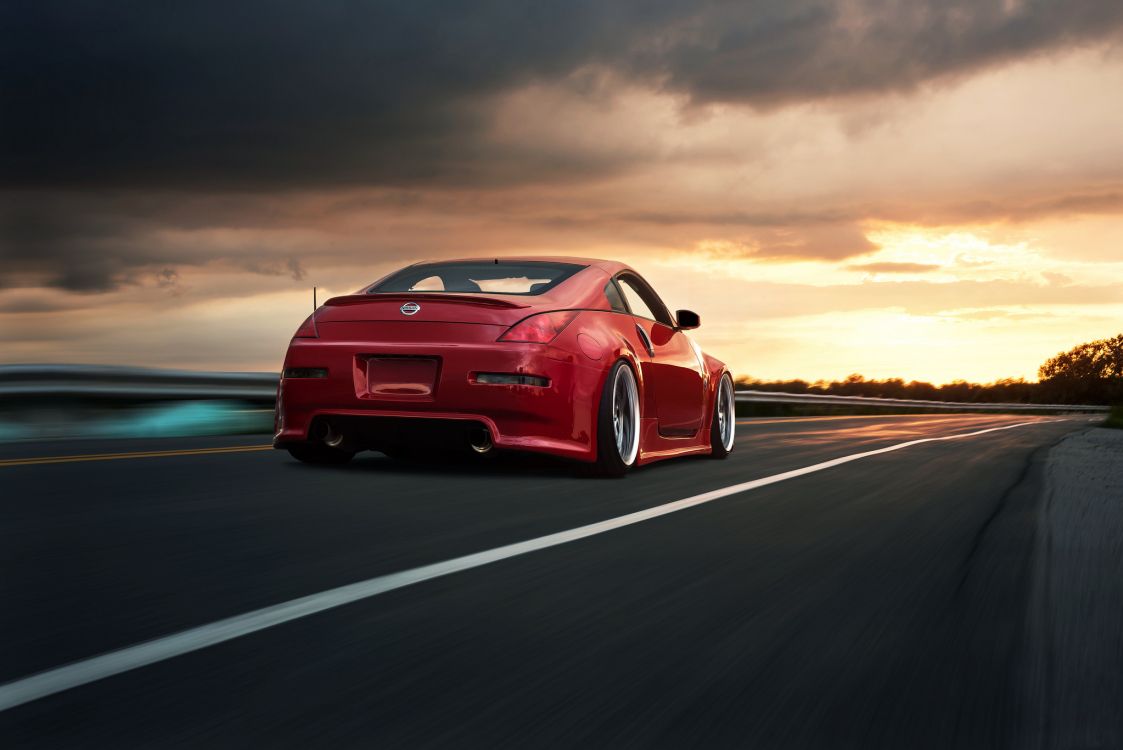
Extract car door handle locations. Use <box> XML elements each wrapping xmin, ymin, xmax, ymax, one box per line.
<box><xmin>634</xmin><ymin>323</ymin><xmax>655</xmax><ymax>357</ymax></box>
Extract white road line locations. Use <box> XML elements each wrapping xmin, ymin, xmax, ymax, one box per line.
<box><xmin>0</xmin><ymin>418</ymin><xmax>1065</xmax><ymax>712</ymax></box>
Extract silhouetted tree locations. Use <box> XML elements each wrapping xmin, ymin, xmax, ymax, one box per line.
<box><xmin>1038</xmin><ymin>334</ymin><xmax>1123</xmax><ymax>404</ymax></box>
<box><xmin>735</xmin><ymin>333</ymin><xmax>1122</xmax><ymax>405</ymax></box>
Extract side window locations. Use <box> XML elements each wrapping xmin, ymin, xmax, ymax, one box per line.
<box><xmin>617</xmin><ymin>276</ymin><xmax>670</xmax><ymax>325</ymax></box>
<box><xmin>604</xmin><ymin>281</ymin><xmax>629</xmax><ymax>313</ymax></box>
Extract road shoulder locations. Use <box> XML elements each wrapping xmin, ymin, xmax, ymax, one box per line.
<box><xmin>1019</xmin><ymin>427</ymin><xmax>1123</xmax><ymax>750</ymax></box>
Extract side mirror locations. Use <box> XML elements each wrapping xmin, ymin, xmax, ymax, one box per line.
<box><xmin>676</xmin><ymin>309</ymin><xmax>700</xmax><ymax>330</ymax></box>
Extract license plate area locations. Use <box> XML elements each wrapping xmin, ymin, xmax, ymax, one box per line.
<box><xmin>363</xmin><ymin>356</ymin><xmax>440</xmax><ymax>399</ymax></box>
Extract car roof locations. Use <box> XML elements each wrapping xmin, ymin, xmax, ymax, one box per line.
<box><xmin>389</xmin><ymin>256</ymin><xmax>633</xmax><ymax>309</ymax></box>
<box><xmin>409</xmin><ymin>256</ymin><xmax>631</xmax><ymax>275</ymax></box>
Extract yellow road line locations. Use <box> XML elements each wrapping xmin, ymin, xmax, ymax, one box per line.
<box><xmin>0</xmin><ymin>445</ymin><xmax>273</xmax><ymax>467</ymax></box>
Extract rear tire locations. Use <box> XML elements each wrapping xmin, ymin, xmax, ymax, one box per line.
<box><xmin>287</xmin><ymin>444</ymin><xmax>355</xmax><ymax>465</ymax></box>
<box><xmin>590</xmin><ymin>360</ymin><xmax>641</xmax><ymax>477</ymax></box>
<box><xmin>708</xmin><ymin>373</ymin><xmax>735</xmax><ymax>460</ymax></box>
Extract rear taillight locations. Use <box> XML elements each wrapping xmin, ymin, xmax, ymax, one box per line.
<box><xmin>293</xmin><ymin>314</ymin><xmax>318</xmax><ymax>338</ymax></box>
<box><xmin>498</xmin><ymin>310</ymin><xmax>579</xmax><ymax>343</ymax></box>
<box><xmin>472</xmin><ymin>373</ymin><xmax>550</xmax><ymax>387</ymax></box>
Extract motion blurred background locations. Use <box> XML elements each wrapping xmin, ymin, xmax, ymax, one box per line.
<box><xmin>3</xmin><ymin>1</ymin><xmax>1123</xmax><ymax>436</ymax></box>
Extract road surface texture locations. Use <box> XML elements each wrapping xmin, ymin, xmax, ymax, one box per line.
<box><xmin>1</xmin><ymin>414</ymin><xmax>1119</xmax><ymax>748</ymax></box>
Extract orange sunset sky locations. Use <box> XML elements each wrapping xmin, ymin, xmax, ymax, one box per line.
<box><xmin>4</xmin><ymin>3</ymin><xmax>1123</xmax><ymax>383</ymax></box>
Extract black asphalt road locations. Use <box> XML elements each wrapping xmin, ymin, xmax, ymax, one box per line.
<box><xmin>0</xmin><ymin>414</ymin><xmax>1100</xmax><ymax>747</ymax></box>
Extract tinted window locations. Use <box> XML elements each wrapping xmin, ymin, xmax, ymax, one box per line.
<box><xmin>604</xmin><ymin>281</ymin><xmax>628</xmax><ymax>313</ymax></box>
<box><xmin>617</xmin><ymin>276</ymin><xmax>670</xmax><ymax>324</ymax></box>
<box><xmin>370</xmin><ymin>261</ymin><xmax>584</xmax><ymax>296</ymax></box>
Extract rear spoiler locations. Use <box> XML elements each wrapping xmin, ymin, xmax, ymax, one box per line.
<box><xmin>324</xmin><ymin>293</ymin><xmax>530</xmax><ymax>309</ymax></box>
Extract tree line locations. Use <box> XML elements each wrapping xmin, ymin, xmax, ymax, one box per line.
<box><xmin>736</xmin><ymin>333</ymin><xmax>1123</xmax><ymax>405</ymax></box>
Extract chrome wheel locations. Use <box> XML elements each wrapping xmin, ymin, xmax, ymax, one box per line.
<box><xmin>611</xmin><ymin>364</ymin><xmax>640</xmax><ymax>466</ymax></box>
<box><xmin>717</xmin><ymin>374</ymin><xmax>735</xmax><ymax>452</ymax></box>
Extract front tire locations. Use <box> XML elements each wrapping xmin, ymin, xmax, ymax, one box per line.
<box><xmin>709</xmin><ymin>373</ymin><xmax>736</xmax><ymax>459</ymax></box>
<box><xmin>591</xmin><ymin>360</ymin><xmax>641</xmax><ymax>477</ymax></box>
<box><xmin>287</xmin><ymin>444</ymin><xmax>355</xmax><ymax>465</ymax></box>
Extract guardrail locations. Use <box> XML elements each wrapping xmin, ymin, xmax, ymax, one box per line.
<box><xmin>0</xmin><ymin>365</ymin><xmax>1109</xmax><ymax>413</ymax></box>
<box><xmin>735</xmin><ymin>389</ymin><xmax>1109</xmax><ymax>412</ymax></box>
<box><xmin>0</xmin><ymin>364</ymin><xmax>278</xmax><ymax>404</ymax></box>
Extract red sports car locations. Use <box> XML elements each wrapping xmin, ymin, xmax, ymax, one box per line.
<box><xmin>274</xmin><ymin>257</ymin><xmax>735</xmax><ymax>475</ymax></box>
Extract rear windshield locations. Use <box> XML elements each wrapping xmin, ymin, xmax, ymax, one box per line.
<box><xmin>368</xmin><ymin>261</ymin><xmax>584</xmax><ymax>296</ymax></box>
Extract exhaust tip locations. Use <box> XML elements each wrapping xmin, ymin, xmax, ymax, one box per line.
<box><xmin>324</xmin><ymin>427</ymin><xmax>345</xmax><ymax>448</ymax></box>
<box><xmin>313</xmin><ymin>420</ymin><xmax>345</xmax><ymax>448</ymax></box>
<box><xmin>468</xmin><ymin>427</ymin><xmax>493</xmax><ymax>454</ymax></box>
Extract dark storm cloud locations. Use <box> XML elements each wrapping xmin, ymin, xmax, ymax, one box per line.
<box><xmin>0</xmin><ymin>189</ymin><xmax>335</xmax><ymax>291</ymax></box>
<box><xmin>2</xmin><ymin>193</ymin><xmax>164</xmax><ymax>291</ymax></box>
<box><xmin>639</xmin><ymin>0</ymin><xmax>1123</xmax><ymax>104</ymax></box>
<box><xmin>4</xmin><ymin>0</ymin><xmax>1123</xmax><ymax>189</ymax></box>
<box><xmin>240</xmin><ymin>258</ymin><xmax>308</xmax><ymax>281</ymax></box>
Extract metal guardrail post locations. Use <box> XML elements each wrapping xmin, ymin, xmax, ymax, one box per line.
<box><xmin>0</xmin><ymin>365</ymin><xmax>279</xmax><ymax>403</ymax></box>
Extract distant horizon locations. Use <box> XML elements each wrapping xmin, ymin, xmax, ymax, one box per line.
<box><xmin>3</xmin><ymin>355</ymin><xmax>1096</xmax><ymax>390</ymax></box>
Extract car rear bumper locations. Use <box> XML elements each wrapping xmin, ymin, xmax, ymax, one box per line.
<box><xmin>274</xmin><ymin>337</ymin><xmax>604</xmax><ymax>461</ymax></box>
